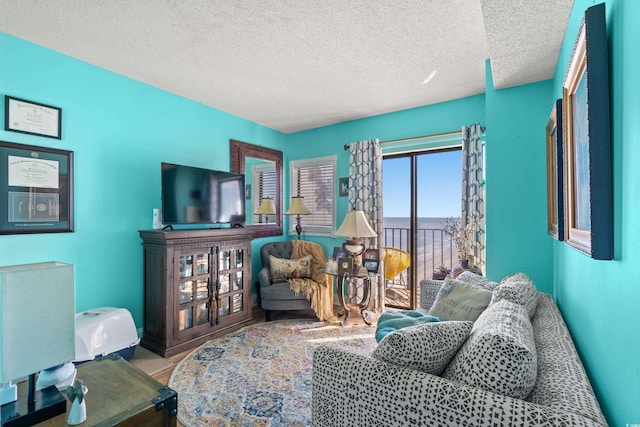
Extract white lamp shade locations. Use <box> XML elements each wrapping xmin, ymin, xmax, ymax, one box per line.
<box><xmin>335</xmin><ymin>210</ymin><xmax>377</xmax><ymax>238</ymax></box>
<box><xmin>254</xmin><ymin>197</ymin><xmax>276</xmax><ymax>215</ymax></box>
<box><xmin>284</xmin><ymin>196</ymin><xmax>311</xmax><ymax>215</ymax></box>
<box><xmin>0</xmin><ymin>262</ymin><xmax>75</xmax><ymax>382</ymax></box>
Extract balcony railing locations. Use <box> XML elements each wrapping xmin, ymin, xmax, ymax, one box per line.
<box><xmin>382</xmin><ymin>226</ymin><xmax>459</xmax><ymax>287</ymax></box>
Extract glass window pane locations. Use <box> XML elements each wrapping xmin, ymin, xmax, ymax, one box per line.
<box><xmin>196</xmin><ymin>254</ymin><xmax>209</xmax><ymax>275</ymax></box>
<box><xmin>235</xmin><ymin>249</ymin><xmax>243</xmax><ymax>268</ymax></box>
<box><xmin>197</xmin><ymin>303</ymin><xmax>209</xmax><ymax>325</ymax></box>
<box><xmin>180</xmin><ymin>255</ymin><xmax>193</xmax><ymax>278</ymax></box>
<box><xmin>219</xmin><ymin>297</ymin><xmax>230</xmax><ymax>317</ymax></box>
<box><xmin>233</xmin><ymin>293</ymin><xmax>243</xmax><ymax>313</ymax></box>
<box><xmin>179</xmin><ymin>308</ymin><xmax>192</xmax><ymax>330</ymax></box>
<box><xmin>219</xmin><ymin>274</ymin><xmax>230</xmax><ymax>294</ymax></box>
<box><xmin>196</xmin><ymin>280</ymin><xmax>209</xmax><ymax>300</ymax></box>
<box><xmin>179</xmin><ymin>281</ymin><xmax>193</xmax><ymax>304</ymax></box>
<box><xmin>233</xmin><ymin>272</ymin><xmax>243</xmax><ymax>291</ymax></box>
<box><xmin>219</xmin><ymin>250</ymin><xmax>230</xmax><ymax>270</ymax></box>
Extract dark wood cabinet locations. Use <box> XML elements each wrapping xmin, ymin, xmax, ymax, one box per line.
<box><xmin>139</xmin><ymin>228</ymin><xmax>253</xmax><ymax>357</ymax></box>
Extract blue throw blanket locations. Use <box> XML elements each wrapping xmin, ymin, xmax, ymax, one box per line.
<box><xmin>375</xmin><ymin>310</ymin><xmax>441</xmax><ymax>342</ymax></box>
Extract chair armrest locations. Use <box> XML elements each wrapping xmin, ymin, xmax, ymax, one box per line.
<box><xmin>419</xmin><ymin>279</ymin><xmax>443</xmax><ymax>311</ymax></box>
<box><xmin>258</xmin><ymin>267</ymin><xmax>272</xmax><ymax>289</ymax></box>
<box><xmin>312</xmin><ymin>346</ymin><xmax>606</xmax><ymax>427</ymax></box>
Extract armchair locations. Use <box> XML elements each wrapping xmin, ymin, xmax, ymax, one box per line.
<box><xmin>257</xmin><ymin>241</ymin><xmax>315</xmax><ymax>321</ymax></box>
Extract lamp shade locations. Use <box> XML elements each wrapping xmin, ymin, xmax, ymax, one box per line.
<box><xmin>335</xmin><ymin>210</ymin><xmax>377</xmax><ymax>238</ymax></box>
<box><xmin>284</xmin><ymin>196</ymin><xmax>311</xmax><ymax>216</ymax></box>
<box><xmin>254</xmin><ymin>197</ymin><xmax>276</xmax><ymax>215</ymax></box>
<box><xmin>0</xmin><ymin>262</ymin><xmax>75</xmax><ymax>383</ymax></box>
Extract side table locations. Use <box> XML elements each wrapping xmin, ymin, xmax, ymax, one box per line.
<box><xmin>327</xmin><ymin>271</ymin><xmax>379</xmax><ymax>326</ymax></box>
<box><xmin>35</xmin><ymin>355</ymin><xmax>177</xmax><ymax>426</ymax></box>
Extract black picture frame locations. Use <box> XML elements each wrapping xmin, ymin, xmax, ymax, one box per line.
<box><xmin>546</xmin><ymin>99</ymin><xmax>564</xmax><ymax>241</ymax></box>
<box><xmin>338</xmin><ymin>177</ymin><xmax>349</xmax><ymax>197</ymax></box>
<box><xmin>561</xmin><ymin>3</ymin><xmax>612</xmax><ymax>260</ymax></box>
<box><xmin>4</xmin><ymin>96</ymin><xmax>62</xmax><ymax>139</ymax></box>
<box><xmin>332</xmin><ymin>246</ymin><xmax>347</xmax><ymax>260</ymax></box>
<box><xmin>0</xmin><ymin>141</ymin><xmax>74</xmax><ymax>234</ymax></box>
<box><xmin>363</xmin><ymin>259</ymin><xmax>379</xmax><ymax>274</ymax></box>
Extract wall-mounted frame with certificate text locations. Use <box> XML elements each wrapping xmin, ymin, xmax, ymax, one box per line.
<box><xmin>0</xmin><ymin>141</ymin><xmax>74</xmax><ymax>234</ymax></box>
<box><xmin>5</xmin><ymin>96</ymin><xmax>62</xmax><ymax>139</ymax></box>
<box><xmin>561</xmin><ymin>3</ymin><xmax>612</xmax><ymax>260</ymax></box>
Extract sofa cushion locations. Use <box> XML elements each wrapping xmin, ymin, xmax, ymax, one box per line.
<box><xmin>491</xmin><ymin>273</ymin><xmax>539</xmax><ymax>318</ymax></box>
<box><xmin>269</xmin><ymin>255</ymin><xmax>312</xmax><ymax>282</ymax></box>
<box><xmin>428</xmin><ymin>277</ymin><xmax>492</xmax><ymax>321</ymax></box>
<box><xmin>455</xmin><ymin>270</ymin><xmax>499</xmax><ymax>291</ymax></box>
<box><xmin>373</xmin><ymin>321</ymin><xmax>473</xmax><ymax>375</ymax></box>
<box><xmin>443</xmin><ymin>299</ymin><xmax>537</xmax><ymax>399</ymax></box>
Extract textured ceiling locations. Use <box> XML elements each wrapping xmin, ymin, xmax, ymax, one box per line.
<box><xmin>0</xmin><ymin>0</ymin><xmax>574</xmax><ymax>133</ymax></box>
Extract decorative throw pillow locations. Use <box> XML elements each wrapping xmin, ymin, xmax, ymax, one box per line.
<box><xmin>269</xmin><ymin>255</ymin><xmax>312</xmax><ymax>282</ymax></box>
<box><xmin>455</xmin><ymin>270</ymin><xmax>499</xmax><ymax>291</ymax></box>
<box><xmin>492</xmin><ymin>273</ymin><xmax>539</xmax><ymax>318</ymax></box>
<box><xmin>443</xmin><ymin>299</ymin><xmax>537</xmax><ymax>399</ymax></box>
<box><xmin>373</xmin><ymin>321</ymin><xmax>473</xmax><ymax>375</ymax></box>
<box><xmin>428</xmin><ymin>277</ymin><xmax>493</xmax><ymax>321</ymax></box>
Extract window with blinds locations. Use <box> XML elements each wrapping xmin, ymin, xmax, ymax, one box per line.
<box><xmin>289</xmin><ymin>156</ymin><xmax>336</xmax><ymax>235</ymax></box>
<box><xmin>253</xmin><ymin>163</ymin><xmax>277</xmax><ymax>224</ymax></box>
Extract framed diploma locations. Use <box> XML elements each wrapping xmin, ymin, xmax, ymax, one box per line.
<box><xmin>0</xmin><ymin>141</ymin><xmax>73</xmax><ymax>234</ymax></box>
<box><xmin>5</xmin><ymin>96</ymin><xmax>62</xmax><ymax>139</ymax></box>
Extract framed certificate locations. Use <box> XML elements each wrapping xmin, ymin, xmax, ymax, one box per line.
<box><xmin>0</xmin><ymin>141</ymin><xmax>73</xmax><ymax>234</ymax></box>
<box><xmin>5</xmin><ymin>96</ymin><xmax>62</xmax><ymax>139</ymax></box>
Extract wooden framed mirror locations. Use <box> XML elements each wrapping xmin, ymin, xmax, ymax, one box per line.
<box><xmin>230</xmin><ymin>139</ymin><xmax>283</xmax><ymax>238</ymax></box>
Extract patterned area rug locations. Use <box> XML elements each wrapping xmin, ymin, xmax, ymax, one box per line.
<box><xmin>169</xmin><ymin>319</ymin><xmax>376</xmax><ymax>426</ymax></box>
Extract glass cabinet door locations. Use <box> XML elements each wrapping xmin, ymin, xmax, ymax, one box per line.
<box><xmin>177</xmin><ymin>251</ymin><xmax>212</xmax><ymax>333</ymax></box>
<box><xmin>217</xmin><ymin>245</ymin><xmax>246</xmax><ymax>321</ymax></box>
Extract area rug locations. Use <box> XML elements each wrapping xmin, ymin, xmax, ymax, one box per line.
<box><xmin>169</xmin><ymin>319</ymin><xmax>376</xmax><ymax>426</ymax></box>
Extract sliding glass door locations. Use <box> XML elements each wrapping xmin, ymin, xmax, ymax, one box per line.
<box><xmin>383</xmin><ymin>147</ymin><xmax>462</xmax><ymax>309</ymax></box>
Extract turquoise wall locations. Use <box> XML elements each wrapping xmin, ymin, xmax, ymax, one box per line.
<box><xmin>0</xmin><ymin>34</ymin><xmax>286</xmax><ymax>328</ymax></box>
<box><xmin>484</xmin><ymin>65</ymin><xmax>554</xmax><ymax>292</ymax></box>
<box><xmin>549</xmin><ymin>1</ymin><xmax>640</xmax><ymax>425</ymax></box>
<box><xmin>286</xmin><ymin>95</ymin><xmax>485</xmax><ymax>258</ymax></box>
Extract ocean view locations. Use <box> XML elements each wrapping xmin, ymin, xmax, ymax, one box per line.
<box><xmin>382</xmin><ymin>216</ymin><xmax>461</xmax><ymax>281</ymax></box>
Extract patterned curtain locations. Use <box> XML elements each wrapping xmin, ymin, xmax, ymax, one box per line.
<box><xmin>348</xmin><ymin>139</ymin><xmax>384</xmax><ymax>312</ymax></box>
<box><xmin>461</xmin><ymin>123</ymin><xmax>485</xmax><ymax>272</ymax></box>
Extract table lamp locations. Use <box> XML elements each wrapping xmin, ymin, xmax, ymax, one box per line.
<box><xmin>284</xmin><ymin>196</ymin><xmax>311</xmax><ymax>240</ymax></box>
<box><xmin>254</xmin><ymin>197</ymin><xmax>276</xmax><ymax>224</ymax></box>
<box><xmin>0</xmin><ymin>262</ymin><xmax>75</xmax><ymax>427</ymax></box>
<box><xmin>335</xmin><ymin>210</ymin><xmax>377</xmax><ymax>271</ymax></box>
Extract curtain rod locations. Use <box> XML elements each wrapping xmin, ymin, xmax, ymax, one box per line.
<box><xmin>342</xmin><ymin>127</ymin><xmax>486</xmax><ymax>151</ymax></box>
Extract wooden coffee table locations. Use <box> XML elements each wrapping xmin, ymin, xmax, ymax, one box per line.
<box><xmin>35</xmin><ymin>356</ymin><xmax>177</xmax><ymax>426</ymax></box>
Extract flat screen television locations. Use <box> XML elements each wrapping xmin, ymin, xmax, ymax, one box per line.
<box><xmin>161</xmin><ymin>162</ymin><xmax>245</xmax><ymax>226</ymax></box>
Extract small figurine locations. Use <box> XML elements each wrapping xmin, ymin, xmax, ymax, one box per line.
<box><xmin>66</xmin><ymin>379</ymin><xmax>88</xmax><ymax>425</ymax></box>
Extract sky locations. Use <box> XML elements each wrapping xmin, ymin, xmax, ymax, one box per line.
<box><xmin>382</xmin><ymin>149</ymin><xmax>462</xmax><ymax>218</ymax></box>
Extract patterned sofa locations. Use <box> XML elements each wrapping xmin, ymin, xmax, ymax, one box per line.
<box><xmin>312</xmin><ymin>276</ymin><xmax>608</xmax><ymax>426</ymax></box>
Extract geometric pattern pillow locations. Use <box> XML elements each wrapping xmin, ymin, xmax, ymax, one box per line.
<box><xmin>492</xmin><ymin>272</ymin><xmax>540</xmax><ymax>318</ymax></box>
<box><xmin>428</xmin><ymin>277</ymin><xmax>493</xmax><ymax>321</ymax></box>
<box><xmin>269</xmin><ymin>255</ymin><xmax>312</xmax><ymax>282</ymax></box>
<box><xmin>455</xmin><ymin>270</ymin><xmax>499</xmax><ymax>291</ymax></box>
<box><xmin>373</xmin><ymin>321</ymin><xmax>473</xmax><ymax>375</ymax></box>
<box><xmin>442</xmin><ymin>299</ymin><xmax>537</xmax><ymax>399</ymax></box>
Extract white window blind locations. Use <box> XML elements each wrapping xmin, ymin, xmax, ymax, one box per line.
<box><xmin>290</xmin><ymin>156</ymin><xmax>336</xmax><ymax>235</ymax></box>
<box><xmin>253</xmin><ymin>164</ymin><xmax>277</xmax><ymax>224</ymax></box>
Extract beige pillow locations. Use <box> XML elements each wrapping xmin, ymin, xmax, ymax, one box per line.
<box><xmin>428</xmin><ymin>277</ymin><xmax>492</xmax><ymax>321</ymax></box>
<box><xmin>269</xmin><ymin>255</ymin><xmax>312</xmax><ymax>282</ymax></box>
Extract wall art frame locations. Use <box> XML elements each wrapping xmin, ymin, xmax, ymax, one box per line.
<box><xmin>562</xmin><ymin>2</ymin><xmax>612</xmax><ymax>259</ymax></box>
<box><xmin>338</xmin><ymin>177</ymin><xmax>349</xmax><ymax>197</ymax></box>
<box><xmin>4</xmin><ymin>96</ymin><xmax>62</xmax><ymax>139</ymax></box>
<box><xmin>0</xmin><ymin>141</ymin><xmax>74</xmax><ymax>234</ymax></box>
<box><xmin>546</xmin><ymin>99</ymin><xmax>564</xmax><ymax>241</ymax></box>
